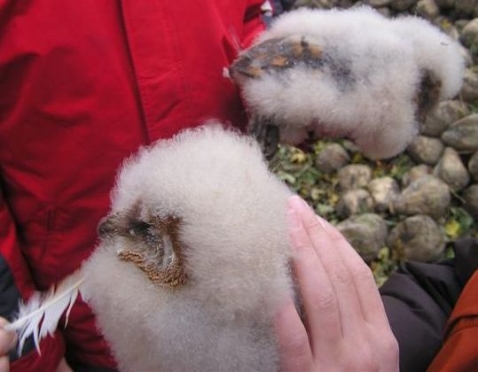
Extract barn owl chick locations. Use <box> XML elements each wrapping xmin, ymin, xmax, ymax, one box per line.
<box><xmin>229</xmin><ymin>6</ymin><xmax>464</xmax><ymax>160</ymax></box>
<box><xmin>81</xmin><ymin>124</ymin><xmax>294</xmax><ymax>372</ymax></box>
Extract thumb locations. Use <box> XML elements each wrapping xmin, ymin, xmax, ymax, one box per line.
<box><xmin>0</xmin><ymin>318</ymin><xmax>17</xmax><ymax>354</ymax></box>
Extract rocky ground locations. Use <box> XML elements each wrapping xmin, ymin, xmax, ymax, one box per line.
<box><xmin>272</xmin><ymin>0</ymin><xmax>478</xmax><ymax>284</ymax></box>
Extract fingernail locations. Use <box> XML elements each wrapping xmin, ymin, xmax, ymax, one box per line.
<box><xmin>288</xmin><ymin>195</ymin><xmax>302</xmax><ymax>209</ymax></box>
<box><xmin>287</xmin><ymin>207</ymin><xmax>301</xmax><ymax>229</ymax></box>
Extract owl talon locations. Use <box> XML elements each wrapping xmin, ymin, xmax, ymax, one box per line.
<box><xmin>249</xmin><ymin>117</ymin><xmax>280</xmax><ymax>160</ymax></box>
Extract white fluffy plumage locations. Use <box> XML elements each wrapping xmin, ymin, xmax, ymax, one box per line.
<box><xmin>229</xmin><ymin>6</ymin><xmax>464</xmax><ymax>159</ymax></box>
<box><xmin>80</xmin><ymin>124</ymin><xmax>294</xmax><ymax>372</ymax></box>
<box><xmin>390</xmin><ymin>15</ymin><xmax>464</xmax><ymax>100</ymax></box>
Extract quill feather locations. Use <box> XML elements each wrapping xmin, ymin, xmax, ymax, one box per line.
<box><xmin>4</xmin><ymin>271</ymin><xmax>85</xmax><ymax>355</ymax></box>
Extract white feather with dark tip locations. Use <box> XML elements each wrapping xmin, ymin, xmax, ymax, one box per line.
<box><xmin>229</xmin><ymin>6</ymin><xmax>464</xmax><ymax>160</ymax></box>
<box><xmin>5</xmin><ymin>271</ymin><xmax>84</xmax><ymax>355</ymax></box>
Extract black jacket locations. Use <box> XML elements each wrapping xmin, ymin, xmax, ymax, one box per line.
<box><xmin>380</xmin><ymin>238</ymin><xmax>478</xmax><ymax>371</ymax></box>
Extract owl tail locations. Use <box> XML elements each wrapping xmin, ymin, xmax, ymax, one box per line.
<box><xmin>3</xmin><ymin>271</ymin><xmax>85</xmax><ymax>355</ymax></box>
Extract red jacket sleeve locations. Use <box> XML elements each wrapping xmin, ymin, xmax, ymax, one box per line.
<box><xmin>0</xmin><ymin>186</ymin><xmax>65</xmax><ymax>371</ymax></box>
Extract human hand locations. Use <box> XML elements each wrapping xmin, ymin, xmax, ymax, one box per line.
<box><xmin>0</xmin><ymin>317</ymin><xmax>17</xmax><ymax>372</ymax></box>
<box><xmin>0</xmin><ymin>317</ymin><xmax>72</xmax><ymax>372</ymax></box>
<box><xmin>275</xmin><ymin>196</ymin><xmax>399</xmax><ymax>372</ymax></box>
<box><xmin>56</xmin><ymin>357</ymin><xmax>73</xmax><ymax>372</ymax></box>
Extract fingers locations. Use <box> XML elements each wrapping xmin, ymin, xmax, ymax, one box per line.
<box><xmin>0</xmin><ymin>318</ymin><xmax>16</xmax><ymax>372</ymax></box>
<box><xmin>56</xmin><ymin>357</ymin><xmax>74</xmax><ymax>372</ymax></box>
<box><xmin>0</xmin><ymin>355</ymin><xmax>8</xmax><ymax>372</ymax></box>
<box><xmin>273</xmin><ymin>296</ymin><xmax>313</xmax><ymax>372</ymax></box>
<box><xmin>0</xmin><ymin>318</ymin><xmax>16</xmax><ymax>353</ymax></box>
<box><xmin>287</xmin><ymin>198</ymin><xmax>342</xmax><ymax>347</ymax></box>
<box><xmin>288</xmin><ymin>196</ymin><xmax>364</xmax><ymax>340</ymax></box>
<box><xmin>318</xmin><ymin>217</ymin><xmax>391</xmax><ymax>329</ymax></box>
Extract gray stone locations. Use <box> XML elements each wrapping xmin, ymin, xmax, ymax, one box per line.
<box><xmin>336</xmin><ymin>189</ymin><xmax>374</xmax><ymax>218</ymax></box>
<box><xmin>337</xmin><ymin>0</ymin><xmax>354</xmax><ymax>6</ymax></box>
<box><xmin>422</xmin><ymin>100</ymin><xmax>470</xmax><ymax>137</ymax></box>
<box><xmin>456</xmin><ymin>20</ymin><xmax>471</xmax><ymax>33</ymax></box>
<box><xmin>406</xmin><ymin>135</ymin><xmax>445</xmax><ymax>165</ymax></box>
<box><xmin>336</xmin><ymin>214</ymin><xmax>388</xmax><ymax>262</ymax></box>
<box><xmin>460</xmin><ymin>69</ymin><xmax>478</xmax><ymax>103</ymax></box>
<box><xmin>367</xmin><ymin>177</ymin><xmax>400</xmax><ymax>213</ymax></box>
<box><xmin>401</xmin><ymin>165</ymin><xmax>433</xmax><ymax>188</ymax></box>
<box><xmin>468</xmin><ymin>151</ymin><xmax>478</xmax><ymax>181</ymax></box>
<box><xmin>365</xmin><ymin>0</ymin><xmax>392</xmax><ymax>6</ymax></box>
<box><xmin>463</xmin><ymin>184</ymin><xmax>478</xmax><ymax>218</ymax></box>
<box><xmin>315</xmin><ymin>143</ymin><xmax>350</xmax><ymax>174</ymax></box>
<box><xmin>455</xmin><ymin>0</ymin><xmax>477</xmax><ymax>18</ymax></box>
<box><xmin>341</xmin><ymin>139</ymin><xmax>360</xmax><ymax>154</ymax></box>
<box><xmin>338</xmin><ymin>164</ymin><xmax>373</xmax><ymax>192</ymax></box>
<box><xmin>460</xmin><ymin>18</ymin><xmax>478</xmax><ymax>48</ymax></box>
<box><xmin>292</xmin><ymin>0</ymin><xmax>336</xmax><ymax>8</ymax></box>
<box><xmin>386</xmin><ymin>215</ymin><xmax>445</xmax><ymax>262</ymax></box>
<box><xmin>416</xmin><ymin>0</ymin><xmax>440</xmax><ymax>19</ymax></box>
<box><xmin>434</xmin><ymin>0</ymin><xmax>454</xmax><ymax>9</ymax></box>
<box><xmin>441</xmin><ymin>114</ymin><xmax>478</xmax><ymax>153</ymax></box>
<box><xmin>433</xmin><ymin>147</ymin><xmax>470</xmax><ymax>191</ymax></box>
<box><xmin>390</xmin><ymin>0</ymin><xmax>416</xmax><ymax>11</ymax></box>
<box><xmin>393</xmin><ymin>175</ymin><xmax>451</xmax><ymax>219</ymax></box>
<box><xmin>374</xmin><ymin>6</ymin><xmax>392</xmax><ymax>17</ymax></box>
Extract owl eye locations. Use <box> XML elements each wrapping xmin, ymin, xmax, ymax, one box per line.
<box><xmin>128</xmin><ymin>221</ymin><xmax>153</xmax><ymax>237</ymax></box>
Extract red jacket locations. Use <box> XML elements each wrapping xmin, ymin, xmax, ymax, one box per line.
<box><xmin>0</xmin><ymin>1</ymin><xmax>267</xmax><ymax>370</ymax></box>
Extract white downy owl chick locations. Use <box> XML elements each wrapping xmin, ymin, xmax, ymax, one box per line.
<box><xmin>81</xmin><ymin>124</ymin><xmax>294</xmax><ymax>372</ymax></box>
<box><xmin>229</xmin><ymin>6</ymin><xmax>464</xmax><ymax>160</ymax></box>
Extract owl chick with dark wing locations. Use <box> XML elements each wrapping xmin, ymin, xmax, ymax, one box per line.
<box><xmin>229</xmin><ymin>6</ymin><xmax>464</xmax><ymax>160</ymax></box>
<box><xmin>81</xmin><ymin>124</ymin><xmax>294</xmax><ymax>372</ymax></box>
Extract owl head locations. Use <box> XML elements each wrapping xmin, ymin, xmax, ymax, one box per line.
<box><xmin>91</xmin><ymin>123</ymin><xmax>294</xmax><ymax>317</ymax></box>
<box><xmin>80</xmin><ymin>124</ymin><xmax>296</xmax><ymax>371</ymax></box>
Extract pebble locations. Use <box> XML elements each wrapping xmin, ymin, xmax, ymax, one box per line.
<box><xmin>336</xmin><ymin>213</ymin><xmax>388</xmax><ymax>262</ymax></box>
<box><xmin>338</xmin><ymin>164</ymin><xmax>373</xmax><ymax>191</ymax></box>
<box><xmin>407</xmin><ymin>136</ymin><xmax>445</xmax><ymax>165</ymax></box>
<box><xmin>393</xmin><ymin>175</ymin><xmax>451</xmax><ymax>220</ymax></box>
<box><xmin>433</xmin><ymin>147</ymin><xmax>470</xmax><ymax>191</ymax></box>
<box><xmin>441</xmin><ymin>114</ymin><xmax>478</xmax><ymax>152</ymax></box>
<box><xmin>386</xmin><ymin>215</ymin><xmax>445</xmax><ymax>261</ymax></box>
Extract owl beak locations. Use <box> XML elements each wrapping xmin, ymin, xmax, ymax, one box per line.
<box><xmin>228</xmin><ymin>58</ymin><xmax>264</xmax><ymax>85</ymax></box>
<box><xmin>249</xmin><ymin>117</ymin><xmax>280</xmax><ymax>160</ymax></box>
<box><xmin>97</xmin><ymin>215</ymin><xmax>117</xmax><ymax>239</ymax></box>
